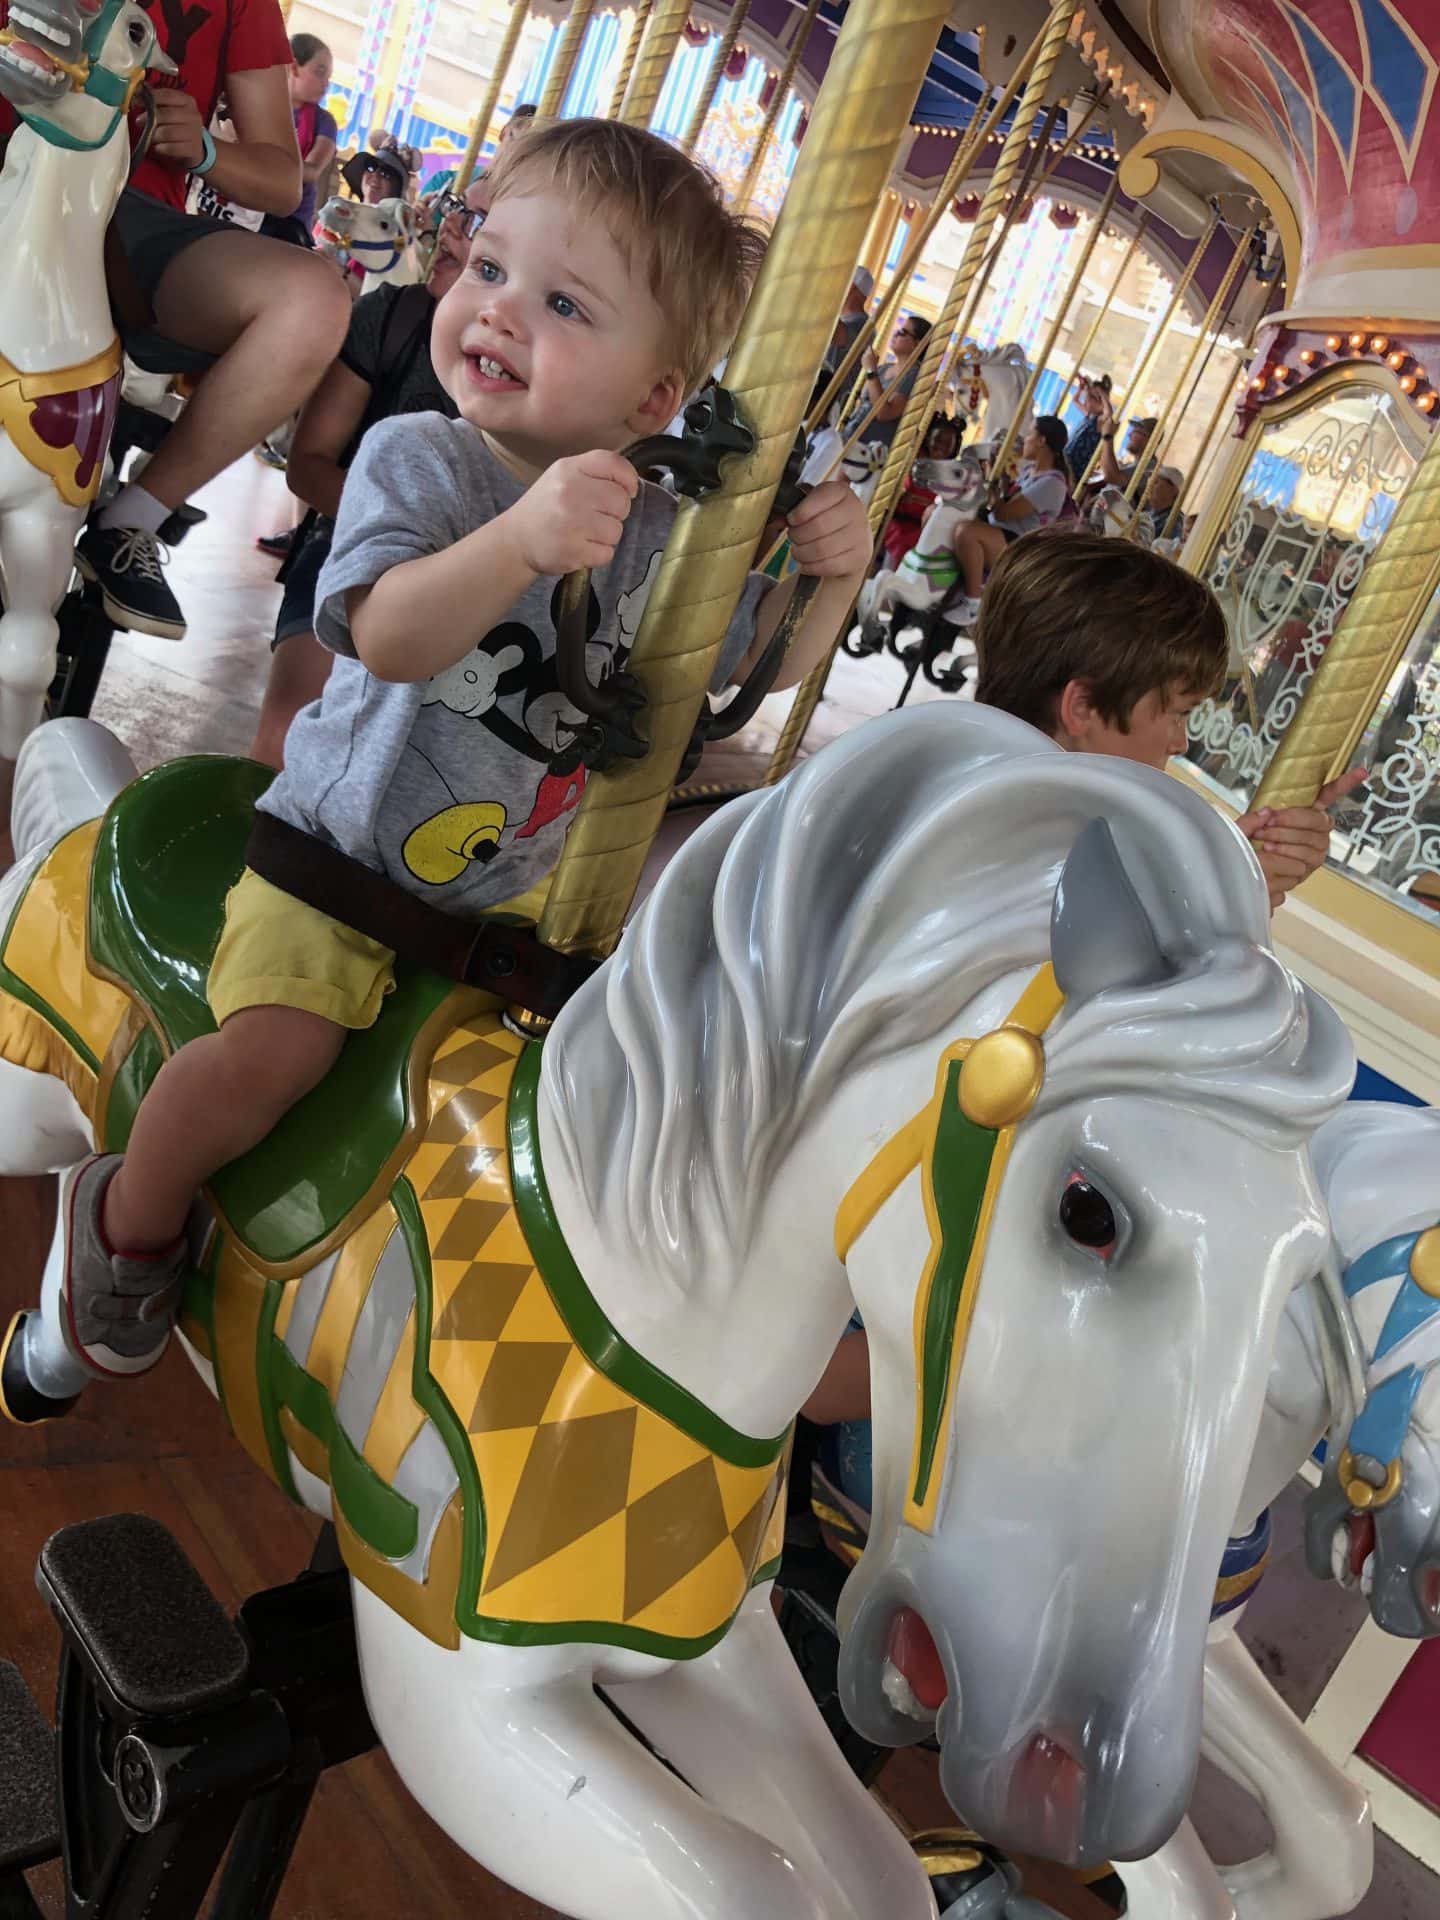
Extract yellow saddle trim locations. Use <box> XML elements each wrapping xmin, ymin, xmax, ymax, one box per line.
<box><xmin>0</xmin><ymin>341</ymin><xmax>122</xmax><ymax>508</ymax></box>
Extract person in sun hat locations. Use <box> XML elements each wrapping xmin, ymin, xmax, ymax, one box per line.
<box><xmin>342</xmin><ymin>143</ymin><xmax>413</xmax><ymax>206</ymax></box>
<box><xmin>1140</xmin><ymin>463</ymin><xmax>1185</xmax><ymax>540</ymax></box>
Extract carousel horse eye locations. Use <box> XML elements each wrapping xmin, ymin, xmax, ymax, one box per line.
<box><xmin>1059</xmin><ymin>1176</ymin><xmax>1116</xmax><ymax>1254</ymax></box>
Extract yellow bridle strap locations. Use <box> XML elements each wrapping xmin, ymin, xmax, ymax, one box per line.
<box><xmin>833</xmin><ymin>964</ymin><xmax>1064</xmax><ymax>1262</ymax></box>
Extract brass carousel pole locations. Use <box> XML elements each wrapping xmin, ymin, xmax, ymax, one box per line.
<box><xmin>988</xmin><ymin>170</ymin><xmax>1121</xmax><ymax>477</ymax></box>
<box><xmin>1163</xmin><ymin>364</ymin><xmax>1246</xmax><ymax>544</ymax></box>
<box><xmin>1254</xmin><ymin>425</ymin><xmax>1440</xmax><ymax>809</ymax></box>
<box><xmin>765</xmin><ymin>0</ymin><xmax>1077</xmax><ymax>785</ymax></box>
<box><xmin>859</xmin><ymin>192</ymin><xmax>903</xmax><ymax>282</ymax></box>
<box><xmin>454</xmin><ymin>0</ymin><xmax>530</xmax><ymax>193</ymax></box>
<box><xmin>607</xmin><ymin>1</ymin><xmax>653</xmax><ymax>117</ymax></box>
<box><xmin>538</xmin><ymin>0</ymin><xmax>956</xmax><ymax>957</ymax></box>
<box><xmin>617</xmin><ymin>0</ymin><xmax>692</xmax><ymax>126</ymax></box>
<box><xmin>537</xmin><ymin>0</ymin><xmax>597</xmax><ymax>118</ymax></box>
<box><xmin>734</xmin><ymin>0</ymin><xmax>825</xmax><ymax>214</ymax></box>
<box><xmin>1051</xmin><ymin>210</ymin><xmax>1150</xmax><ymax>416</ymax></box>
<box><xmin>679</xmin><ymin>0</ymin><xmax>750</xmax><ymax>150</ymax></box>
<box><xmin>1071</xmin><ymin>207</ymin><xmax>1219</xmax><ymax>494</ymax></box>
<box><xmin>1121</xmin><ymin>221</ymin><xmax>1255</xmax><ymax>506</ymax></box>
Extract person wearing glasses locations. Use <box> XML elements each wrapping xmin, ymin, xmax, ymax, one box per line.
<box><xmin>854</xmin><ymin>313</ymin><xmax>933</xmax><ymax>451</ymax></box>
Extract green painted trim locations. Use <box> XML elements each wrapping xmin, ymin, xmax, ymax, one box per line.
<box><xmin>912</xmin><ymin>1061</ymin><xmax>996</xmax><ymax>1508</ymax></box>
<box><xmin>508</xmin><ymin>1043</ymin><xmax>787</xmax><ymax>1470</ymax></box>
<box><xmin>100</xmin><ymin>1026</ymin><xmax>161</xmax><ymax>1152</ymax></box>
<box><xmin>751</xmin><ymin>1553</ymin><xmax>783</xmax><ymax>1588</ymax></box>
<box><xmin>179</xmin><ymin>1230</ymin><xmax>221</xmax><ymax>1382</ymax></box>
<box><xmin>269</xmin><ymin>1341</ymin><xmax>418</xmax><ymax>1558</ymax></box>
<box><xmin>0</xmin><ymin>831</ymin><xmax>103</xmax><ymax>1077</ymax></box>
<box><xmin>388</xmin><ymin>1176</ymin><xmax>489</xmax><ymax>1628</ymax></box>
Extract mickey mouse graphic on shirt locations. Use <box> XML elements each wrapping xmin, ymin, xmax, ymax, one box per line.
<box><xmin>398</xmin><ymin>549</ymin><xmax>663</xmax><ymax>887</ymax></box>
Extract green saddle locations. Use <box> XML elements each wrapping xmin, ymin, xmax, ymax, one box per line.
<box><xmin>90</xmin><ymin>756</ymin><xmax>465</xmax><ymax>1271</ymax></box>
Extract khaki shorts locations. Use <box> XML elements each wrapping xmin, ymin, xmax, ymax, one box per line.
<box><xmin>207</xmin><ymin>866</ymin><xmax>554</xmax><ymax>1030</ymax></box>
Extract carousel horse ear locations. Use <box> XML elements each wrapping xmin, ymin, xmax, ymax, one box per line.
<box><xmin>1051</xmin><ymin>818</ymin><xmax>1169</xmax><ymax>1002</ymax></box>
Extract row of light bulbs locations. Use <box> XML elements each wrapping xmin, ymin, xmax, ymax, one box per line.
<box><xmin>1251</xmin><ymin>333</ymin><xmax>1439</xmax><ymax>414</ymax></box>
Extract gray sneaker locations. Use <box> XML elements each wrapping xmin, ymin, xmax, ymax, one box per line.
<box><xmin>59</xmin><ymin>1155</ymin><xmax>187</xmax><ymax>1379</ymax></box>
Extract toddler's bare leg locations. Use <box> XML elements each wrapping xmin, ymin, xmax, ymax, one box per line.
<box><xmin>104</xmin><ymin>1005</ymin><xmax>346</xmax><ymax>1250</ymax></box>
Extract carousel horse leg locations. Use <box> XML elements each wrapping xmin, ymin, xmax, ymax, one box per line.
<box><xmin>1198</xmin><ymin>1627</ymin><xmax>1371</xmax><ymax>1920</ymax></box>
<box><xmin>603</xmin><ymin>1585</ymin><xmax>938</xmax><ymax>1917</ymax></box>
<box><xmin>351</xmin><ymin>1581</ymin><xmax>886</xmax><ymax>1919</ymax></box>
<box><xmin>0</xmin><ymin>498</ymin><xmax>79</xmax><ymax>758</ymax></box>
<box><xmin>1115</xmin><ymin>1820</ymin><xmax>1237</xmax><ymax>1920</ymax></box>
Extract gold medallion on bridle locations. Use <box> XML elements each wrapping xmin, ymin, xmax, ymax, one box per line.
<box><xmin>1411</xmin><ymin>1227</ymin><xmax>1440</xmax><ymax>1300</ymax></box>
<box><xmin>957</xmin><ymin>1027</ymin><xmax>1046</xmax><ymax>1130</ymax></box>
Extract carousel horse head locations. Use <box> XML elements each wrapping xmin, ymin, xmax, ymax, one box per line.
<box><xmin>318</xmin><ymin>193</ymin><xmax>420</xmax><ymax>282</ymax></box>
<box><xmin>551</xmin><ymin>703</ymin><xmax>1351</xmax><ymax>1869</ymax></box>
<box><xmin>839</xmin><ymin>437</ymin><xmax>888</xmax><ymax>501</ymax></box>
<box><xmin>1303</xmin><ymin>1102</ymin><xmax>1440</xmax><ymax>1639</ymax></box>
<box><xmin>913</xmin><ymin>449</ymin><xmax>988</xmax><ymax>516</ymax></box>
<box><xmin>0</xmin><ymin>0</ymin><xmax>173</xmax><ymax>142</ymax></box>
<box><xmin>953</xmin><ymin>342</ymin><xmax>1032</xmax><ymax>451</ymax></box>
<box><xmin>1089</xmin><ymin>483</ymin><xmax>1148</xmax><ymax>544</ymax></box>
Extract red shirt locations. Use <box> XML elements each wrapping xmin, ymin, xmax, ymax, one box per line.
<box><xmin>0</xmin><ymin>0</ymin><xmax>292</xmax><ymax>210</ymax></box>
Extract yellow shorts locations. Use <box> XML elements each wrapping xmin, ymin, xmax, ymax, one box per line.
<box><xmin>207</xmin><ymin>866</ymin><xmax>558</xmax><ymax>1031</ymax></box>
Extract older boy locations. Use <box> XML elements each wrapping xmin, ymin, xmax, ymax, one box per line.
<box><xmin>62</xmin><ymin>118</ymin><xmax>872</xmax><ymax>1376</ymax></box>
<box><xmin>974</xmin><ymin>532</ymin><xmax>1366</xmax><ymax>908</ymax></box>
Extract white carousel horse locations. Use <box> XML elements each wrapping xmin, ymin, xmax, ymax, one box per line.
<box><xmin>0</xmin><ymin>705</ymin><xmax>1351</xmax><ymax>1918</ymax></box>
<box><xmin>853</xmin><ymin>450</ymin><xmax>988</xmax><ymax>649</ymax></box>
<box><xmin>0</xmin><ymin>0</ymin><xmax>172</xmax><ymax>756</ymax></box>
<box><xmin>952</xmin><ymin>340</ymin><xmax>1031</xmax><ymax>455</ymax></box>
<box><xmin>316</xmin><ymin>192</ymin><xmax>422</xmax><ymax>295</ymax></box>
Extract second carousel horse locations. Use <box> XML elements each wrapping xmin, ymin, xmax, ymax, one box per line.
<box><xmin>0</xmin><ymin>0</ymin><xmax>172</xmax><ymax>755</ymax></box>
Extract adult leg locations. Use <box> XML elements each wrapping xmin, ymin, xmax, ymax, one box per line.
<box><xmin>250</xmin><ymin>631</ymin><xmax>334</xmax><ymax>768</ymax></box>
<box><xmin>140</xmin><ymin>231</ymin><xmax>351</xmax><ymax>510</ymax></box>
<box><xmin>953</xmin><ymin>520</ymin><xmax>1008</xmax><ymax>597</ymax></box>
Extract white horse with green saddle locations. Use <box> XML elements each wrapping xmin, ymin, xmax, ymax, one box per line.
<box><xmin>0</xmin><ymin>706</ymin><xmax>1355</xmax><ymax>1917</ymax></box>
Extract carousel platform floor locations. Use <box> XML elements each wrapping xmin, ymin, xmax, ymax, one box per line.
<box><xmin>1</xmin><ymin>456</ymin><xmax>1436</xmax><ymax>1917</ymax></box>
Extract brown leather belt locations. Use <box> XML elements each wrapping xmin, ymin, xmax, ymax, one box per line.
<box><xmin>245</xmin><ymin>811</ymin><xmax>598</xmax><ymax>1021</ymax></box>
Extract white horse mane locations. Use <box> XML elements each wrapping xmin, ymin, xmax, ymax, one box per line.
<box><xmin>544</xmin><ymin>706</ymin><xmax>1351</xmax><ymax>1268</ymax></box>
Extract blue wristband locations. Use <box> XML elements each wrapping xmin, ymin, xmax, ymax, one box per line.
<box><xmin>193</xmin><ymin>125</ymin><xmax>217</xmax><ymax>177</ymax></box>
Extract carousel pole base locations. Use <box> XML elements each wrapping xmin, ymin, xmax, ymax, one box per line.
<box><xmin>13</xmin><ymin>1513</ymin><xmax>376</xmax><ymax>1920</ymax></box>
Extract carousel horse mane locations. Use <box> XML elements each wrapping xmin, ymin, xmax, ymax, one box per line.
<box><xmin>543</xmin><ymin>704</ymin><xmax>1350</xmax><ymax>1272</ymax></box>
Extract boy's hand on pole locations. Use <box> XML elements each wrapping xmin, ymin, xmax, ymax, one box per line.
<box><xmin>786</xmin><ymin>481</ymin><xmax>871</xmax><ymax>580</ymax></box>
<box><xmin>505</xmin><ymin>450</ymin><xmax>639</xmax><ymax>576</ymax></box>
<box><xmin>1237</xmin><ymin>767</ymin><xmax>1366</xmax><ymax>907</ymax></box>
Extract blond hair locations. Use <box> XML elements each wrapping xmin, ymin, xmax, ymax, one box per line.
<box><xmin>974</xmin><ymin>531</ymin><xmax>1227</xmax><ymax>734</ymax></box>
<box><xmin>482</xmin><ymin>116</ymin><xmax>765</xmax><ymax>396</ymax></box>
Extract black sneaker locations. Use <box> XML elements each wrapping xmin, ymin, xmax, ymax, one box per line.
<box><xmin>76</xmin><ymin>524</ymin><xmax>186</xmax><ymax>640</ymax></box>
<box><xmin>256</xmin><ymin>527</ymin><xmax>295</xmax><ymax>558</ymax></box>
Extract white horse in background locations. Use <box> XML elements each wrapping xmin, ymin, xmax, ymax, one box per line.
<box><xmin>0</xmin><ymin>705</ymin><xmax>1353</xmax><ymax>1918</ymax></box>
<box><xmin>0</xmin><ymin>0</ymin><xmax>172</xmax><ymax>755</ymax></box>
<box><xmin>952</xmin><ymin>340</ymin><xmax>1032</xmax><ymax>456</ymax></box>
<box><xmin>317</xmin><ymin>193</ymin><xmax>423</xmax><ymax>295</ymax></box>
<box><xmin>853</xmin><ymin>451</ymin><xmax>988</xmax><ymax>650</ymax></box>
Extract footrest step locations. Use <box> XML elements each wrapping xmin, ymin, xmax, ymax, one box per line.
<box><xmin>38</xmin><ymin>1515</ymin><xmax>248</xmax><ymax>1719</ymax></box>
<box><xmin>0</xmin><ymin>1660</ymin><xmax>58</xmax><ymax>1871</ymax></box>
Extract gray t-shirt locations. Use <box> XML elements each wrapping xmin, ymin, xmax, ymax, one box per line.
<box><xmin>260</xmin><ymin>414</ymin><xmax>769</xmax><ymax>917</ymax></box>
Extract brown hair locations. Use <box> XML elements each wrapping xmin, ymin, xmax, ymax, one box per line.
<box><xmin>481</xmin><ymin>116</ymin><xmax>766</xmax><ymax>395</ymax></box>
<box><xmin>974</xmin><ymin>531</ymin><xmax>1227</xmax><ymax>734</ymax></box>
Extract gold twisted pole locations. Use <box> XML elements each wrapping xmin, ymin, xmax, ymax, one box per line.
<box><xmin>1122</xmin><ymin>222</ymin><xmax>1255</xmax><ymax>507</ymax></box>
<box><xmin>607</xmin><ymin>0</ymin><xmax>652</xmax><ymax>117</ymax></box>
<box><xmin>858</xmin><ymin>191</ymin><xmax>903</xmax><ymax>280</ymax></box>
<box><xmin>537</xmin><ymin>0</ymin><xmax>596</xmax><ymax>118</ymax></box>
<box><xmin>1051</xmin><ymin>210</ymin><xmax>1150</xmax><ymax>417</ymax></box>
<box><xmin>1162</xmin><ymin>363</ymin><xmax>1246</xmax><ymax>543</ymax></box>
<box><xmin>1073</xmin><ymin>208</ymin><xmax>1219</xmax><ymax>493</ymax></box>
<box><xmin>1253</xmin><ymin>431</ymin><xmax>1440</xmax><ymax>810</ymax></box>
<box><xmin>679</xmin><ymin>0</ymin><xmax>751</xmax><ymax>151</ymax></box>
<box><xmin>764</xmin><ymin>0</ymin><xmax>1077</xmax><ymax>786</ymax></box>
<box><xmin>988</xmin><ymin>170</ymin><xmax>1121</xmax><ymax>478</ymax></box>
<box><xmin>454</xmin><ymin>0</ymin><xmax>530</xmax><ymax>194</ymax></box>
<box><xmin>734</xmin><ymin>0</ymin><xmax>825</xmax><ymax>214</ymax></box>
<box><xmin>538</xmin><ymin>0</ymin><xmax>956</xmax><ymax>955</ymax></box>
<box><xmin>617</xmin><ymin>0</ymin><xmax>691</xmax><ymax>126</ymax></box>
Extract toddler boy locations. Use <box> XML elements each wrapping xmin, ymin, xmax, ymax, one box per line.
<box><xmin>63</xmin><ymin>118</ymin><xmax>872</xmax><ymax>1377</ymax></box>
